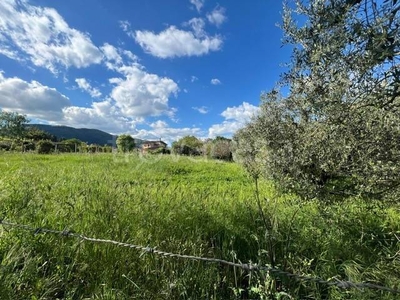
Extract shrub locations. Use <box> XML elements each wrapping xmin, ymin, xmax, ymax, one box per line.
<box><xmin>0</xmin><ymin>141</ymin><xmax>11</xmax><ymax>151</ymax></box>
<box><xmin>22</xmin><ymin>141</ymin><xmax>35</xmax><ymax>152</ymax></box>
<box><xmin>36</xmin><ymin>140</ymin><xmax>54</xmax><ymax>154</ymax></box>
<box><xmin>172</xmin><ymin>136</ymin><xmax>202</xmax><ymax>156</ymax></box>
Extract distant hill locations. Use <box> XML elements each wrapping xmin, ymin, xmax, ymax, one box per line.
<box><xmin>28</xmin><ymin>124</ymin><xmax>117</xmax><ymax>146</ymax></box>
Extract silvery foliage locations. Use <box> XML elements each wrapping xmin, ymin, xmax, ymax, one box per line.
<box><xmin>234</xmin><ymin>0</ymin><xmax>400</xmax><ymax>199</ymax></box>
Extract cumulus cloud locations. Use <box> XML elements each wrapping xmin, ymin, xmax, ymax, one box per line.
<box><xmin>211</xmin><ymin>78</ymin><xmax>221</xmax><ymax>85</ymax></box>
<box><xmin>190</xmin><ymin>0</ymin><xmax>205</xmax><ymax>13</ymax></box>
<box><xmin>61</xmin><ymin>100</ymin><xmax>142</xmax><ymax>134</ymax></box>
<box><xmin>100</xmin><ymin>41</ymin><xmax>180</xmax><ymax>120</ymax></box>
<box><xmin>0</xmin><ymin>72</ymin><xmax>70</xmax><ymax>121</ymax></box>
<box><xmin>150</xmin><ymin>120</ymin><xmax>169</xmax><ymax>129</ymax></box>
<box><xmin>134</xmin><ymin>121</ymin><xmax>203</xmax><ymax>145</ymax></box>
<box><xmin>192</xmin><ymin>106</ymin><xmax>209</xmax><ymax>114</ymax></box>
<box><xmin>100</xmin><ymin>43</ymin><xmax>139</xmax><ymax>72</ymax></box>
<box><xmin>207</xmin><ymin>6</ymin><xmax>227</xmax><ymax>27</ymax></box>
<box><xmin>209</xmin><ymin>102</ymin><xmax>259</xmax><ymax>137</ymax></box>
<box><xmin>75</xmin><ymin>78</ymin><xmax>102</xmax><ymax>98</ymax></box>
<box><xmin>100</xmin><ymin>43</ymin><xmax>123</xmax><ymax>65</ymax></box>
<box><xmin>0</xmin><ymin>0</ymin><xmax>103</xmax><ymax>73</ymax></box>
<box><xmin>133</xmin><ymin>26</ymin><xmax>222</xmax><ymax>58</ymax></box>
<box><xmin>0</xmin><ymin>54</ymin><xmax>179</xmax><ymax>134</ymax></box>
<box><xmin>121</xmin><ymin>11</ymin><xmax>223</xmax><ymax>59</ymax></box>
<box><xmin>191</xmin><ymin>75</ymin><xmax>198</xmax><ymax>82</ymax></box>
<box><xmin>0</xmin><ymin>2</ymin><xmax>185</xmax><ymax>136</ymax></box>
<box><xmin>221</xmin><ymin>102</ymin><xmax>259</xmax><ymax>120</ymax></box>
<box><xmin>108</xmin><ymin>63</ymin><xmax>179</xmax><ymax>118</ymax></box>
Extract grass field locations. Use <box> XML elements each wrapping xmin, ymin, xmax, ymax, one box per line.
<box><xmin>0</xmin><ymin>153</ymin><xmax>399</xmax><ymax>299</ymax></box>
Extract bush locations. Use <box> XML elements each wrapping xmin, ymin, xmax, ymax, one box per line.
<box><xmin>22</xmin><ymin>141</ymin><xmax>35</xmax><ymax>152</ymax></box>
<box><xmin>10</xmin><ymin>141</ymin><xmax>23</xmax><ymax>152</ymax></box>
<box><xmin>210</xmin><ymin>140</ymin><xmax>232</xmax><ymax>161</ymax></box>
<box><xmin>172</xmin><ymin>136</ymin><xmax>203</xmax><ymax>156</ymax></box>
<box><xmin>0</xmin><ymin>141</ymin><xmax>11</xmax><ymax>151</ymax></box>
<box><xmin>149</xmin><ymin>147</ymin><xmax>170</xmax><ymax>155</ymax></box>
<box><xmin>36</xmin><ymin>140</ymin><xmax>54</xmax><ymax>154</ymax></box>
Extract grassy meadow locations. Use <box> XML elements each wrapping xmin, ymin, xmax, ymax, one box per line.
<box><xmin>0</xmin><ymin>153</ymin><xmax>399</xmax><ymax>299</ymax></box>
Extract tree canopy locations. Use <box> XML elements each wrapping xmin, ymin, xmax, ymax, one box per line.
<box><xmin>172</xmin><ymin>135</ymin><xmax>203</xmax><ymax>156</ymax></box>
<box><xmin>234</xmin><ymin>0</ymin><xmax>400</xmax><ymax>200</ymax></box>
<box><xmin>25</xmin><ymin>126</ymin><xmax>56</xmax><ymax>141</ymax></box>
<box><xmin>116</xmin><ymin>134</ymin><xmax>135</xmax><ymax>152</ymax></box>
<box><xmin>0</xmin><ymin>111</ymin><xmax>29</xmax><ymax>139</ymax></box>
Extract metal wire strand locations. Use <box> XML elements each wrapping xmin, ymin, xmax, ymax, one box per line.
<box><xmin>1</xmin><ymin>219</ymin><xmax>399</xmax><ymax>294</ymax></box>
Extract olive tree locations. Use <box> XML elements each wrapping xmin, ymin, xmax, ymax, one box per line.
<box><xmin>235</xmin><ymin>0</ymin><xmax>400</xmax><ymax>199</ymax></box>
<box><xmin>210</xmin><ymin>137</ymin><xmax>233</xmax><ymax>161</ymax></box>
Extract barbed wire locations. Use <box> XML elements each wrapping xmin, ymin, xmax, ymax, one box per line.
<box><xmin>1</xmin><ymin>219</ymin><xmax>399</xmax><ymax>294</ymax></box>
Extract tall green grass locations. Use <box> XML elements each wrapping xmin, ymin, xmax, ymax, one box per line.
<box><xmin>0</xmin><ymin>153</ymin><xmax>399</xmax><ymax>299</ymax></box>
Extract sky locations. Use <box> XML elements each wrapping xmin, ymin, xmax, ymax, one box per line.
<box><xmin>0</xmin><ymin>0</ymin><xmax>292</xmax><ymax>144</ymax></box>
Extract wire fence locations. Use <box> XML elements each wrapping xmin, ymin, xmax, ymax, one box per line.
<box><xmin>1</xmin><ymin>219</ymin><xmax>399</xmax><ymax>294</ymax></box>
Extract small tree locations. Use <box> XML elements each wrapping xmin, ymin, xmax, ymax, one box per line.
<box><xmin>172</xmin><ymin>135</ymin><xmax>203</xmax><ymax>155</ymax></box>
<box><xmin>116</xmin><ymin>134</ymin><xmax>135</xmax><ymax>153</ymax></box>
<box><xmin>36</xmin><ymin>140</ymin><xmax>54</xmax><ymax>154</ymax></box>
<box><xmin>25</xmin><ymin>126</ymin><xmax>56</xmax><ymax>141</ymax></box>
<box><xmin>0</xmin><ymin>111</ymin><xmax>29</xmax><ymax>139</ymax></box>
<box><xmin>60</xmin><ymin>138</ymin><xmax>83</xmax><ymax>153</ymax></box>
<box><xmin>209</xmin><ymin>136</ymin><xmax>233</xmax><ymax>161</ymax></box>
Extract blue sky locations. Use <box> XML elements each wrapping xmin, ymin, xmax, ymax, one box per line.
<box><xmin>0</xmin><ymin>0</ymin><xmax>291</xmax><ymax>144</ymax></box>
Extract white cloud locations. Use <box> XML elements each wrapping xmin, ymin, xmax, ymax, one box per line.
<box><xmin>75</xmin><ymin>78</ymin><xmax>102</xmax><ymax>98</ymax></box>
<box><xmin>191</xmin><ymin>75</ymin><xmax>198</xmax><ymax>82</ymax></box>
<box><xmin>134</xmin><ymin>26</ymin><xmax>222</xmax><ymax>58</ymax></box>
<box><xmin>0</xmin><ymin>72</ymin><xmax>70</xmax><ymax>121</ymax></box>
<box><xmin>119</xmin><ymin>20</ymin><xmax>131</xmax><ymax>32</ymax></box>
<box><xmin>99</xmin><ymin>41</ymin><xmax>179</xmax><ymax>120</ymax></box>
<box><xmin>209</xmin><ymin>102</ymin><xmax>259</xmax><ymax>137</ymax></box>
<box><xmin>192</xmin><ymin>106</ymin><xmax>209</xmax><ymax>114</ymax></box>
<box><xmin>211</xmin><ymin>78</ymin><xmax>221</xmax><ymax>85</ymax></box>
<box><xmin>185</xmin><ymin>18</ymin><xmax>206</xmax><ymax>37</ymax></box>
<box><xmin>208</xmin><ymin>121</ymin><xmax>244</xmax><ymax>138</ymax></box>
<box><xmin>61</xmin><ymin>100</ymin><xmax>142</xmax><ymax>134</ymax></box>
<box><xmin>150</xmin><ymin>120</ymin><xmax>168</xmax><ymax>129</ymax></box>
<box><xmin>134</xmin><ymin>123</ymin><xmax>203</xmax><ymax>145</ymax></box>
<box><xmin>122</xmin><ymin>49</ymin><xmax>138</xmax><ymax>62</ymax></box>
<box><xmin>100</xmin><ymin>43</ymin><xmax>139</xmax><ymax>72</ymax></box>
<box><xmin>100</xmin><ymin>43</ymin><xmax>123</xmax><ymax>65</ymax></box>
<box><xmin>207</xmin><ymin>6</ymin><xmax>227</xmax><ymax>27</ymax></box>
<box><xmin>109</xmin><ymin>63</ymin><xmax>179</xmax><ymax>118</ymax></box>
<box><xmin>221</xmin><ymin>102</ymin><xmax>259</xmax><ymax>120</ymax></box>
<box><xmin>0</xmin><ymin>0</ymin><xmax>103</xmax><ymax>73</ymax></box>
<box><xmin>190</xmin><ymin>0</ymin><xmax>205</xmax><ymax>13</ymax></box>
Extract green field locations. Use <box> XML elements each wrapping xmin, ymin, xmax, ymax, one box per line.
<box><xmin>0</xmin><ymin>153</ymin><xmax>399</xmax><ymax>299</ymax></box>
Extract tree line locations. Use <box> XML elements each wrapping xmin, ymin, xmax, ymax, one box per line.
<box><xmin>0</xmin><ymin>111</ymin><xmax>113</xmax><ymax>154</ymax></box>
<box><xmin>116</xmin><ymin>133</ymin><xmax>233</xmax><ymax>161</ymax></box>
<box><xmin>0</xmin><ymin>112</ymin><xmax>233</xmax><ymax>160</ymax></box>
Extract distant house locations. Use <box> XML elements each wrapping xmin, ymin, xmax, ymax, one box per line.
<box><xmin>142</xmin><ymin>140</ymin><xmax>167</xmax><ymax>153</ymax></box>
